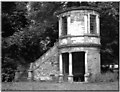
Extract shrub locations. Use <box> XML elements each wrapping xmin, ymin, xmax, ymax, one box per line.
<box><xmin>89</xmin><ymin>72</ymin><xmax>118</xmax><ymax>83</ymax></box>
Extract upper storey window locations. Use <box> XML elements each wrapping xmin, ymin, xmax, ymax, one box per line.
<box><xmin>62</xmin><ymin>16</ymin><xmax>67</xmax><ymax>36</ymax></box>
<box><xmin>90</xmin><ymin>14</ymin><xmax>96</xmax><ymax>34</ymax></box>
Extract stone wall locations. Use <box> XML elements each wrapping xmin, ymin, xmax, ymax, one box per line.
<box><xmin>33</xmin><ymin>42</ymin><xmax>59</xmax><ymax>81</ymax></box>
<box><xmin>87</xmin><ymin>48</ymin><xmax>101</xmax><ymax>79</ymax></box>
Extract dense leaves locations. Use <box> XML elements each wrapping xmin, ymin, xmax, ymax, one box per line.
<box><xmin>2</xmin><ymin>2</ymin><xmax>119</xmax><ymax>82</ymax></box>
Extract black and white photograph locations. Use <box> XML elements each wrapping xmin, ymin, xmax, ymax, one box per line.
<box><xmin>1</xmin><ymin>1</ymin><xmax>119</xmax><ymax>91</ymax></box>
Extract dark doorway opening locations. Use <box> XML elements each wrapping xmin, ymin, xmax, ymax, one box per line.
<box><xmin>62</xmin><ymin>53</ymin><xmax>69</xmax><ymax>82</ymax></box>
<box><xmin>72</xmin><ymin>52</ymin><xmax>85</xmax><ymax>82</ymax></box>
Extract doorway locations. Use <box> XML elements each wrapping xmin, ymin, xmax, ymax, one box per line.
<box><xmin>72</xmin><ymin>52</ymin><xmax>85</xmax><ymax>82</ymax></box>
<box><xmin>62</xmin><ymin>53</ymin><xmax>69</xmax><ymax>82</ymax></box>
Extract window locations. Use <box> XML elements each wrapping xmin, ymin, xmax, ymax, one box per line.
<box><xmin>62</xmin><ymin>16</ymin><xmax>67</xmax><ymax>36</ymax></box>
<box><xmin>90</xmin><ymin>15</ymin><xmax>96</xmax><ymax>34</ymax></box>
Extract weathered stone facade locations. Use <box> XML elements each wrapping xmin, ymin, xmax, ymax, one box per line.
<box><xmin>29</xmin><ymin>6</ymin><xmax>101</xmax><ymax>82</ymax></box>
<box><xmin>32</xmin><ymin>43</ymin><xmax>59</xmax><ymax>81</ymax></box>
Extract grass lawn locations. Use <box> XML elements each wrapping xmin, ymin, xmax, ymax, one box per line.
<box><xmin>2</xmin><ymin>81</ymin><xmax>119</xmax><ymax>91</ymax></box>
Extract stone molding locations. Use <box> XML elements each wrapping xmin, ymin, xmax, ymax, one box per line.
<box><xmin>55</xmin><ymin>6</ymin><xmax>99</xmax><ymax>16</ymax></box>
<box><xmin>59</xmin><ymin>34</ymin><xmax>100</xmax><ymax>39</ymax></box>
<box><xmin>58</xmin><ymin>43</ymin><xmax>101</xmax><ymax>49</ymax></box>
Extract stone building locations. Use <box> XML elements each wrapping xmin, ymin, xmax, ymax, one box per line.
<box><xmin>28</xmin><ymin>6</ymin><xmax>101</xmax><ymax>83</ymax></box>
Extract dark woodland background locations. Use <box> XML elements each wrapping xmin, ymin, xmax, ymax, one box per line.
<box><xmin>2</xmin><ymin>2</ymin><xmax>119</xmax><ymax>82</ymax></box>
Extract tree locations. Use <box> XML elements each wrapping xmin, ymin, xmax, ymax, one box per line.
<box><xmin>96</xmin><ymin>2</ymin><xmax>119</xmax><ymax>65</ymax></box>
<box><xmin>2</xmin><ymin>2</ymin><xmax>30</xmax><ymax>82</ymax></box>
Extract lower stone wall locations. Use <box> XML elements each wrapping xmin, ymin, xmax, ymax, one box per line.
<box><xmin>87</xmin><ymin>48</ymin><xmax>101</xmax><ymax>79</ymax></box>
<box><xmin>33</xmin><ymin>53</ymin><xmax>59</xmax><ymax>81</ymax></box>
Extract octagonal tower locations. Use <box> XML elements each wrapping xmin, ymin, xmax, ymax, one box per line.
<box><xmin>56</xmin><ymin>6</ymin><xmax>101</xmax><ymax>82</ymax></box>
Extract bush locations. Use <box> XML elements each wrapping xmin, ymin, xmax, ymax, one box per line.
<box><xmin>89</xmin><ymin>72</ymin><xmax>118</xmax><ymax>83</ymax></box>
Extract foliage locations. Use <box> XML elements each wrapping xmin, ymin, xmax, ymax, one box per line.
<box><xmin>2</xmin><ymin>2</ymin><xmax>29</xmax><ymax>37</ymax></box>
<box><xmin>98</xmin><ymin>2</ymin><xmax>119</xmax><ymax>65</ymax></box>
<box><xmin>2</xmin><ymin>2</ymin><xmax>29</xmax><ymax>82</ymax></box>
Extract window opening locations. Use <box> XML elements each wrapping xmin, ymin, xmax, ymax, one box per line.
<box><xmin>62</xmin><ymin>16</ymin><xmax>67</xmax><ymax>36</ymax></box>
<box><xmin>90</xmin><ymin>14</ymin><xmax>96</xmax><ymax>34</ymax></box>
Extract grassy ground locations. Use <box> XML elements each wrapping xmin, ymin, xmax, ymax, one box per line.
<box><xmin>2</xmin><ymin>81</ymin><xmax>119</xmax><ymax>91</ymax></box>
